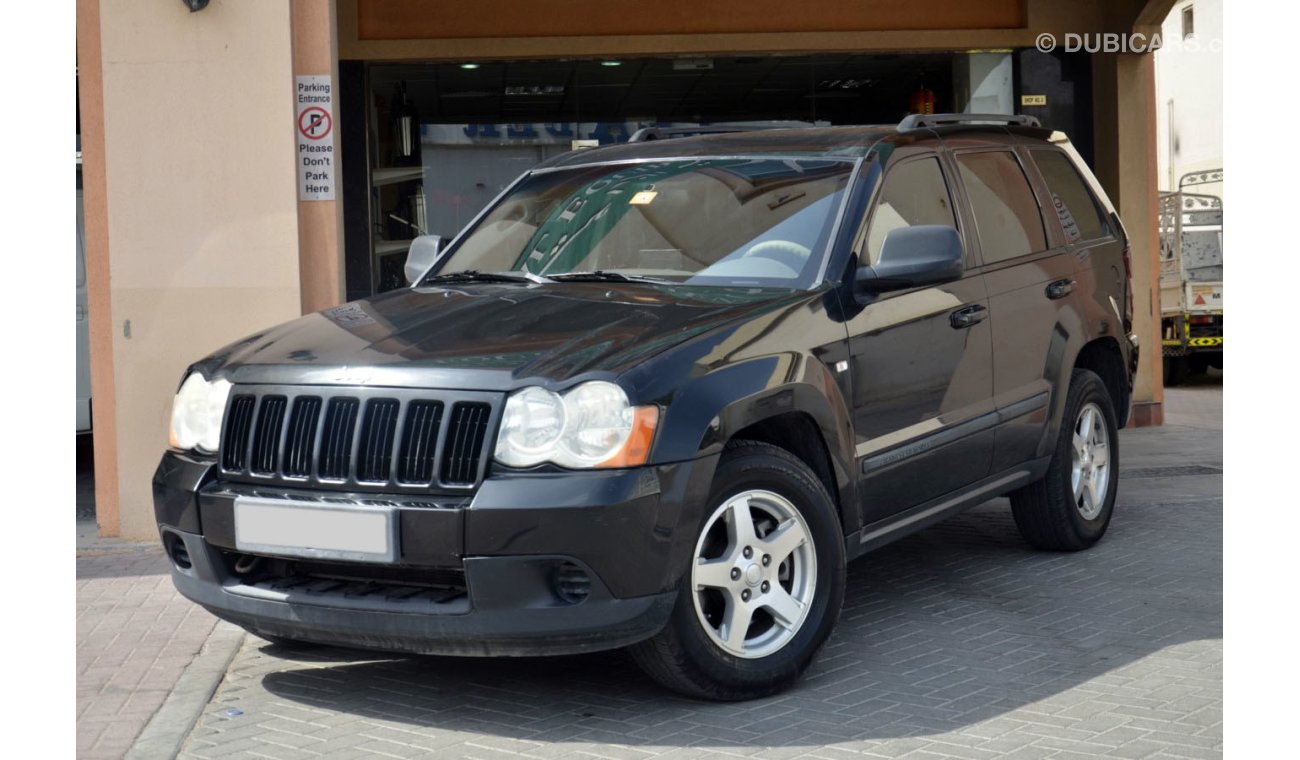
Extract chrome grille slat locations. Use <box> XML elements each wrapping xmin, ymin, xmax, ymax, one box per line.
<box><xmin>282</xmin><ymin>396</ymin><xmax>321</xmax><ymax>478</ymax></box>
<box><xmin>220</xmin><ymin>395</ymin><xmax>256</xmax><ymax>471</ymax></box>
<box><xmin>357</xmin><ymin>398</ymin><xmax>400</xmax><ymax>482</ymax></box>
<box><xmin>249</xmin><ymin>396</ymin><xmax>287</xmax><ymax>475</ymax></box>
<box><xmin>318</xmin><ymin>397</ymin><xmax>359</xmax><ymax>481</ymax></box>
<box><xmin>442</xmin><ymin>402</ymin><xmax>491</xmax><ymax>486</ymax></box>
<box><xmin>218</xmin><ymin>386</ymin><xmax>498</xmax><ymax>494</ymax></box>
<box><xmin>398</xmin><ymin>400</ymin><xmax>444</xmax><ymax>485</ymax></box>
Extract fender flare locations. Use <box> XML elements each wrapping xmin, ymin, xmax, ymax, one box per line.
<box><xmin>650</xmin><ymin>355</ymin><xmax>861</xmax><ymax>535</ymax></box>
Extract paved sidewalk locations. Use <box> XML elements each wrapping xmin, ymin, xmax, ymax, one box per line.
<box><xmin>169</xmin><ymin>384</ymin><xmax>1222</xmax><ymax>759</ymax></box>
<box><xmin>77</xmin><ymin>528</ymin><xmax>218</xmax><ymax>759</ymax></box>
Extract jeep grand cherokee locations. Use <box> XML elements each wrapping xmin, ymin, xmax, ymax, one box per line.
<box><xmin>154</xmin><ymin>115</ymin><xmax>1138</xmax><ymax>700</ymax></box>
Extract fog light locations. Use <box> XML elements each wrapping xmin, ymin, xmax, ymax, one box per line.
<box><xmin>553</xmin><ymin>562</ymin><xmax>591</xmax><ymax>605</ymax></box>
<box><xmin>163</xmin><ymin>532</ymin><xmax>192</xmax><ymax>571</ymax></box>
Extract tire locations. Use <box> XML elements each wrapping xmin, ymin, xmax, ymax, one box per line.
<box><xmin>1010</xmin><ymin>369</ymin><xmax>1119</xmax><ymax>552</ymax></box>
<box><xmin>630</xmin><ymin>440</ymin><xmax>845</xmax><ymax>701</ymax></box>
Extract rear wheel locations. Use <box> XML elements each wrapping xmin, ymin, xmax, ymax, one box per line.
<box><xmin>1010</xmin><ymin>369</ymin><xmax>1119</xmax><ymax>551</ymax></box>
<box><xmin>630</xmin><ymin>441</ymin><xmax>845</xmax><ymax>700</ymax></box>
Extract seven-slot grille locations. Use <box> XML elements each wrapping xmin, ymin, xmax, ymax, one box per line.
<box><xmin>219</xmin><ymin>386</ymin><xmax>498</xmax><ymax>492</ymax></box>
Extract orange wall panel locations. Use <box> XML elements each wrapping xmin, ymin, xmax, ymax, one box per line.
<box><xmin>357</xmin><ymin>0</ymin><xmax>1026</xmax><ymax>40</ymax></box>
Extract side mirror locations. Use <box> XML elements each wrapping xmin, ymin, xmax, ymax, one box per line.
<box><xmin>854</xmin><ymin>225</ymin><xmax>964</xmax><ymax>297</ymax></box>
<box><xmin>404</xmin><ymin>234</ymin><xmax>443</xmax><ymax>285</ymax></box>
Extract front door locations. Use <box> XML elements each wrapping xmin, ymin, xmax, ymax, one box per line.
<box><xmin>842</xmin><ymin>151</ymin><xmax>995</xmax><ymax>523</ymax></box>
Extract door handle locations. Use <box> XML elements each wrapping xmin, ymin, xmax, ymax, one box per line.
<box><xmin>1046</xmin><ymin>278</ymin><xmax>1076</xmax><ymax>300</ymax></box>
<box><xmin>949</xmin><ymin>304</ymin><xmax>988</xmax><ymax>329</ymax></box>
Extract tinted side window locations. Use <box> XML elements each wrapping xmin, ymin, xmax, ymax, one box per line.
<box><xmin>864</xmin><ymin>157</ymin><xmax>957</xmax><ymax>263</ymax></box>
<box><xmin>1030</xmin><ymin>149</ymin><xmax>1109</xmax><ymax>243</ymax></box>
<box><xmin>955</xmin><ymin>151</ymin><xmax>1047</xmax><ymax>264</ymax></box>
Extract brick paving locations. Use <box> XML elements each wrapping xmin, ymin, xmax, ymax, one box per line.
<box><xmin>77</xmin><ymin>539</ymin><xmax>219</xmax><ymax>759</ymax></box>
<box><xmin>172</xmin><ymin>384</ymin><xmax>1222</xmax><ymax>759</ymax></box>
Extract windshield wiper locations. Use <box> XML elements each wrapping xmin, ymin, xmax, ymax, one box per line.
<box><xmin>549</xmin><ymin>271</ymin><xmax>672</xmax><ymax>284</ymax></box>
<box><xmin>422</xmin><ymin>270</ymin><xmax>552</xmax><ymax>285</ymax></box>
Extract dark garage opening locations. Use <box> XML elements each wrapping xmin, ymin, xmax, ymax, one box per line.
<box><xmin>342</xmin><ymin>53</ymin><xmax>962</xmax><ymax>296</ymax></box>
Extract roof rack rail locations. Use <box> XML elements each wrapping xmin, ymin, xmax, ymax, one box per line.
<box><xmin>627</xmin><ymin>122</ymin><xmax>809</xmax><ymax>143</ymax></box>
<box><xmin>897</xmin><ymin>113</ymin><xmax>1042</xmax><ymax>131</ymax></box>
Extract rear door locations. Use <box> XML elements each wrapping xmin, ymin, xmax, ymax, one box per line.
<box><xmin>843</xmin><ymin>148</ymin><xmax>995</xmax><ymax>522</ymax></box>
<box><xmin>950</xmin><ymin>147</ymin><xmax>1082</xmax><ymax>472</ymax></box>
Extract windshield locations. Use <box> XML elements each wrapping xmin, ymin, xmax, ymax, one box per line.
<box><xmin>427</xmin><ymin>157</ymin><xmax>854</xmax><ymax>289</ymax></box>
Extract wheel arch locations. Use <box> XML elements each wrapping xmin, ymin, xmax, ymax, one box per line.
<box><xmin>727</xmin><ymin>411</ymin><xmax>851</xmax><ymax>535</ymax></box>
<box><xmin>1072</xmin><ymin>336</ymin><xmax>1130</xmax><ymax>428</ymax></box>
<box><xmin>649</xmin><ymin>358</ymin><xmax>860</xmax><ymax>537</ymax></box>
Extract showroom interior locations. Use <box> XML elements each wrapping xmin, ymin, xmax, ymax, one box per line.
<box><xmin>344</xmin><ymin>51</ymin><xmax>1095</xmax><ymax>298</ymax></box>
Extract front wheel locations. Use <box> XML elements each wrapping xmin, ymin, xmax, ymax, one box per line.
<box><xmin>630</xmin><ymin>441</ymin><xmax>845</xmax><ymax>700</ymax></box>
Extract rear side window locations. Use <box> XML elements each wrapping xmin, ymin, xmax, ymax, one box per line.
<box><xmin>1030</xmin><ymin>149</ymin><xmax>1110</xmax><ymax>243</ymax></box>
<box><xmin>955</xmin><ymin>151</ymin><xmax>1047</xmax><ymax>264</ymax></box>
<box><xmin>864</xmin><ymin>157</ymin><xmax>957</xmax><ymax>264</ymax></box>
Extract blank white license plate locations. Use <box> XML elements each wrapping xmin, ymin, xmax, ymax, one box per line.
<box><xmin>233</xmin><ymin>497</ymin><xmax>398</xmax><ymax>563</ymax></box>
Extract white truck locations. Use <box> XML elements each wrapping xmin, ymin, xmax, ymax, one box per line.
<box><xmin>1158</xmin><ymin>169</ymin><xmax>1223</xmax><ymax>385</ymax></box>
<box><xmin>77</xmin><ymin>183</ymin><xmax>91</xmax><ymax>435</ymax></box>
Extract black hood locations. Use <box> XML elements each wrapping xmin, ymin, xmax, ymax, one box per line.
<box><xmin>199</xmin><ymin>282</ymin><xmax>813</xmax><ymax>392</ymax></box>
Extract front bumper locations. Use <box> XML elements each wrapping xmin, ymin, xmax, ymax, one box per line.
<box><xmin>154</xmin><ymin>452</ymin><xmax>715</xmax><ymax>656</ymax></box>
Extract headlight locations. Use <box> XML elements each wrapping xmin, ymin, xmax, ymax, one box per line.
<box><xmin>495</xmin><ymin>386</ymin><xmax>566</xmax><ymax>466</ymax></box>
<box><xmin>494</xmin><ymin>381</ymin><xmax>659</xmax><ymax>469</ymax></box>
<box><xmin>168</xmin><ymin>373</ymin><xmax>233</xmax><ymax>453</ymax></box>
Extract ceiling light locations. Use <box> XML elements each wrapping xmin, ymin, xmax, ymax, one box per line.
<box><xmin>460</xmin><ymin>63</ymin><xmax>480</xmax><ymax>70</ymax></box>
<box><xmin>601</xmin><ymin>60</ymin><xmax>622</xmax><ymax>67</ymax></box>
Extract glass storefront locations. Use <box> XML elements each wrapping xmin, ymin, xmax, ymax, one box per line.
<box><xmin>350</xmin><ymin>53</ymin><xmax>962</xmax><ymax>295</ymax></box>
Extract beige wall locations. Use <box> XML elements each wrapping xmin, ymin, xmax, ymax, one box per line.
<box><xmin>97</xmin><ymin>0</ymin><xmax>302</xmax><ymax>538</ymax></box>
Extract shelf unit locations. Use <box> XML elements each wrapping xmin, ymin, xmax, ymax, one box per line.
<box><xmin>371</xmin><ymin>166</ymin><xmax>423</xmax><ymax>187</ymax></box>
<box><xmin>368</xmin><ymin>164</ymin><xmax>424</xmax><ymax>293</ymax></box>
<box><xmin>365</xmin><ymin>80</ymin><xmax>427</xmax><ymax>294</ymax></box>
<box><xmin>374</xmin><ymin>237</ymin><xmax>416</xmax><ymax>256</ymax></box>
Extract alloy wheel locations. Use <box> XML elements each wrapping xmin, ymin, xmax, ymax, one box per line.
<box><xmin>1071</xmin><ymin>401</ymin><xmax>1111</xmax><ymax>520</ymax></box>
<box><xmin>690</xmin><ymin>489</ymin><xmax>817</xmax><ymax>659</ymax></box>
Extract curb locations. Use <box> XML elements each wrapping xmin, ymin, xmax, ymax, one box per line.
<box><xmin>125</xmin><ymin>622</ymin><xmax>246</xmax><ymax>760</ymax></box>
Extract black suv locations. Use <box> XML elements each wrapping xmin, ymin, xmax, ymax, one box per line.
<box><xmin>155</xmin><ymin>115</ymin><xmax>1138</xmax><ymax>700</ymax></box>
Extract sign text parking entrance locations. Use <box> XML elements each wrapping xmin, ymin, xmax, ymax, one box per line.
<box><xmin>296</xmin><ymin>75</ymin><xmax>336</xmax><ymax>200</ymax></box>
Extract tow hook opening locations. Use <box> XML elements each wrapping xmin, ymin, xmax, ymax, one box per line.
<box><xmin>233</xmin><ymin>554</ymin><xmax>261</xmax><ymax>575</ymax></box>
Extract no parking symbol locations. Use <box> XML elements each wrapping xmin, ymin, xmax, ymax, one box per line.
<box><xmin>299</xmin><ymin>107</ymin><xmax>332</xmax><ymax>140</ymax></box>
<box><xmin>295</xmin><ymin>74</ymin><xmax>336</xmax><ymax>200</ymax></box>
